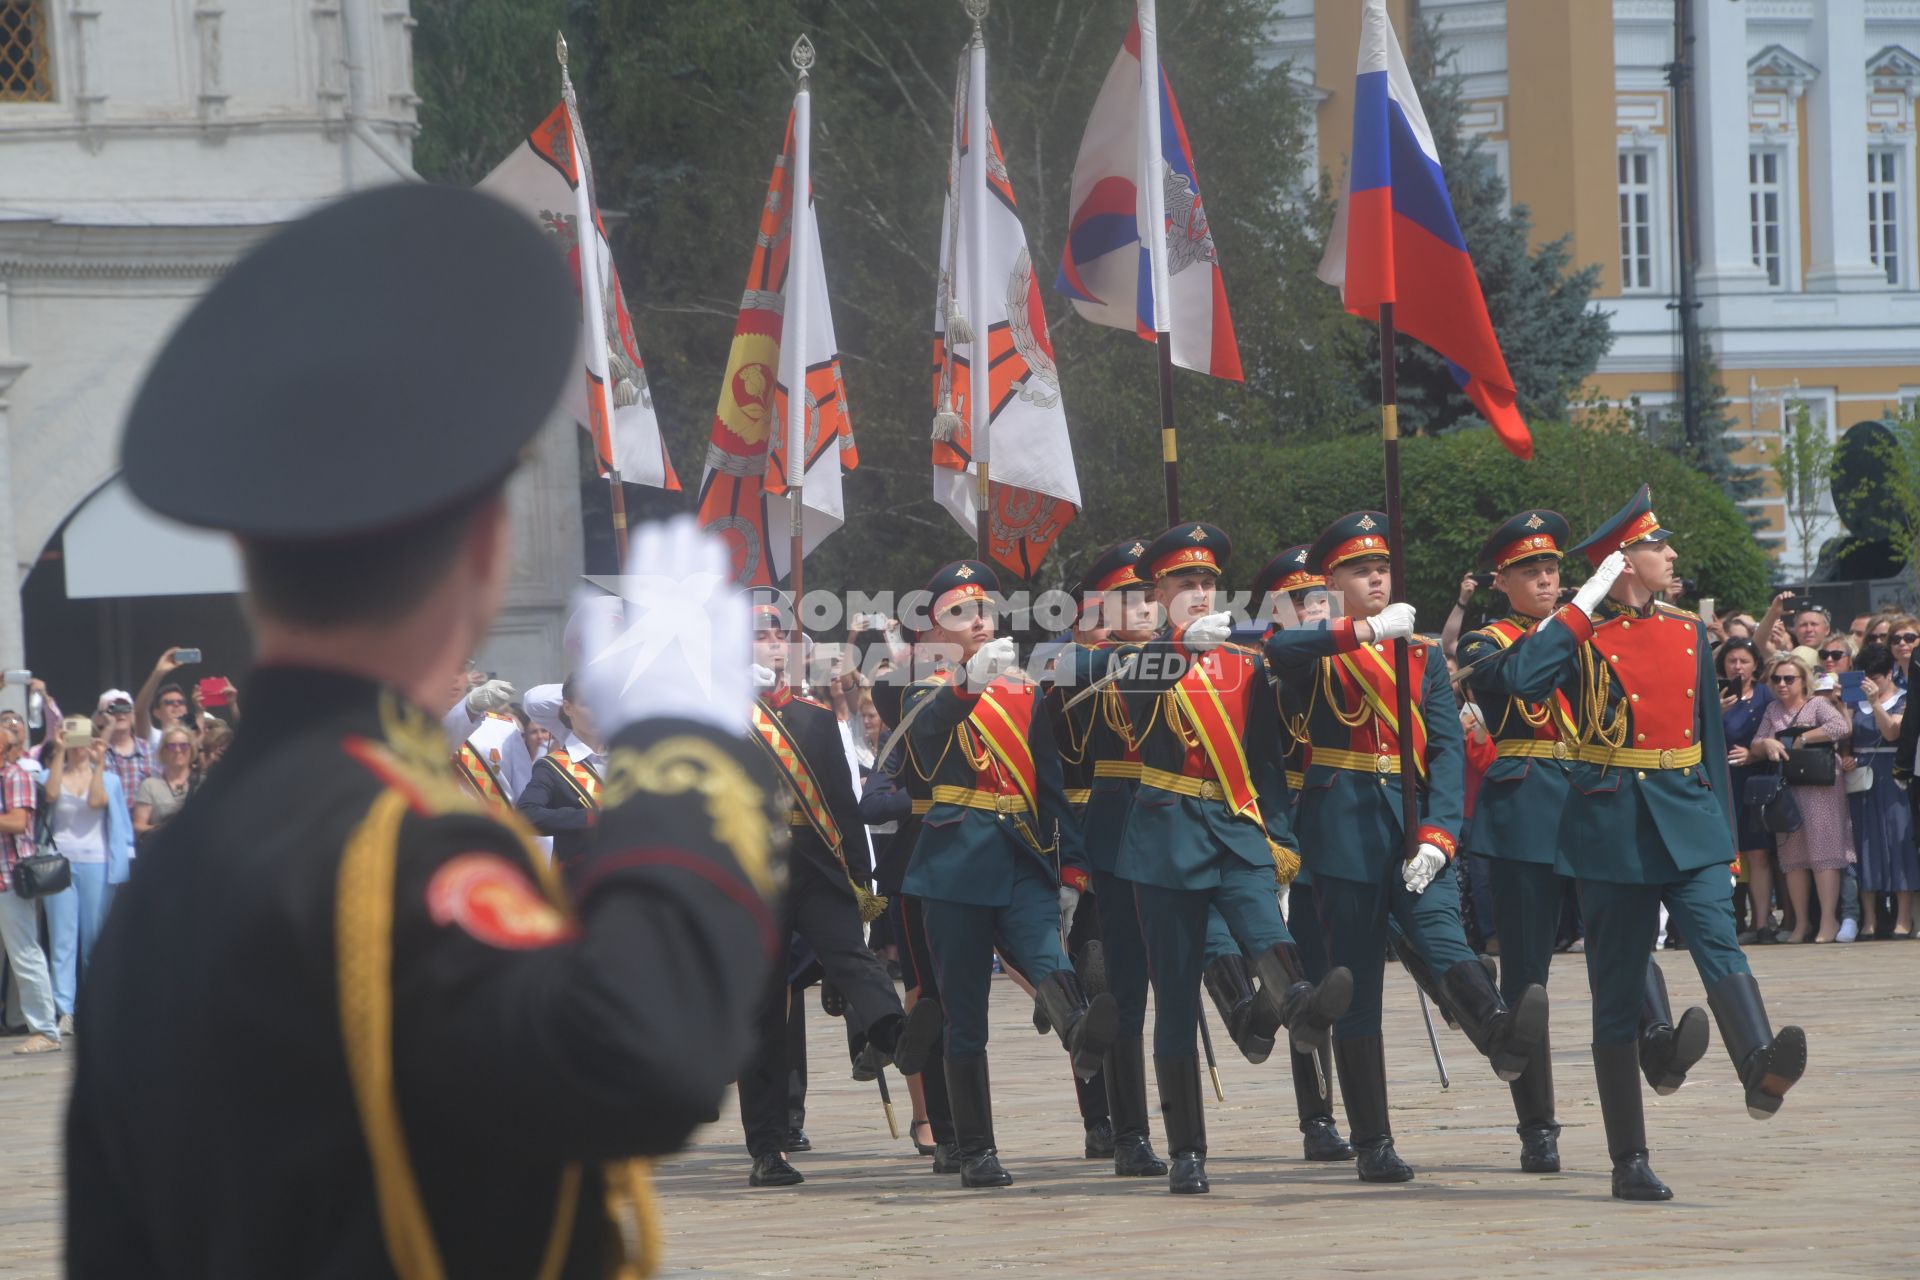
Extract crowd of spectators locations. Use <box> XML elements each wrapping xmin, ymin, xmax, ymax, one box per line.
<box><xmin>0</xmin><ymin>647</ymin><xmax>239</xmax><ymax>1054</ymax></box>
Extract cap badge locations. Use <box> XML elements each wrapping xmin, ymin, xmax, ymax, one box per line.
<box><xmin>1524</xmin><ymin>513</ymin><xmax>1544</xmax><ymax>530</ymax></box>
<box><xmin>955</xmin><ymin>564</ymin><xmax>974</xmax><ymax>580</ymax></box>
<box><xmin>1187</xmin><ymin>525</ymin><xmax>1208</xmax><ymax>542</ymax></box>
<box><xmin>1356</xmin><ymin>514</ymin><xmax>1378</xmax><ymax>531</ymax></box>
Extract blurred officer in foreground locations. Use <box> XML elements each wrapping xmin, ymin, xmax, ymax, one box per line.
<box><xmin>67</xmin><ymin>185</ymin><xmax>782</xmax><ymax>1278</ymax></box>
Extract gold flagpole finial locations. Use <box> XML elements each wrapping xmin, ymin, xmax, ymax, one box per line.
<box><xmin>555</xmin><ymin>31</ymin><xmax>569</xmax><ymax>69</ymax></box>
<box><xmin>963</xmin><ymin>0</ymin><xmax>989</xmax><ymax>32</ymax></box>
<box><xmin>790</xmin><ymin>33</ymin><xmax>815</xmax><ymax>82</ymax></box>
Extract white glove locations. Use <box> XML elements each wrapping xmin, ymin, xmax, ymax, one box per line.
<box><xmin>1402</xmin><ymin>843</ymin><xmax>1447</xmax><ymax>895</ymax></box>
<box><xmin>464</xmin><ymin>677</ymin><xmax>517</xmax><ymax>716</ymax></box>
<box><xmin>1180</xmin><ymin>611</ymin><xmax>1234</xmax><ymax>651</ymax></box>
<box><xmin>1571</xmin><ymin>551</ymin><xmax>1627</xmax><ymax>617</ymax></box>
<box><xmin>1058</xmin><ymin>885</ymin><xmax>1081</xmax><ymax>937</ymax></box>
<box><xmin>966</xmin><ymin>637</ymin><xmax>1018</xmax><ymax>686</ymax></box>
<box><xmin>575</xmin><ymin>516</ymin><xmax>751</xmax><ymax>736</ymax></box>
<box><xmin>749</xmin><ymin>663</ymin><xmax>778</xmax><ymax>689</ymax></box>
<box><xmin>1369</xmin><ymin>603</ymin><xmax>1417</xmax><ymax>643</ymax></box>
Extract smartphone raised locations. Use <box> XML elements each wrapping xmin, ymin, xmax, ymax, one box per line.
<box><xmin>1838</xmin><ymin>671</ymin><xmax>1866</xmax><ymax>705</ymax></box>
<box><xmin>196</xmin><ymin>676</ymin><xmax>230</xmax><ymax>709</ymax></box>
<box><xmin>174</xmin><ymin>648</ymin><xmax>203</xmax><ymax>665</ymax></box>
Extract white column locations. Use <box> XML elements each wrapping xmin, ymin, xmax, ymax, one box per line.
<box><xmin>0</xmin><ymin>385</ymin><xmax>29</xmax><ymax>715</ymax></box>
<box><xmin>1691</xmin><ymin>0</ymin><xmax>1771</xmax><ymax>294</ymax></box>
<box><xmin>1803</xmin><ymin>7</ymin><xmax>1885</xmax><ymax>292</ymax></box>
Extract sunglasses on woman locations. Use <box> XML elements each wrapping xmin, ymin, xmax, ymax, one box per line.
<box><xmin>1769</xmin><ymin>674</ymin><xmax>1800</xmax><ymax>685</ymax></box>
<box><xmin>1894</xmin><ymin>632</ymin><xmax>1919</xmax><ymax>645</ymax></box>
<box><xmin>1819</xmin><ymin>649</ymin><xmax>1848</xmax><ymax>661</ymax></box>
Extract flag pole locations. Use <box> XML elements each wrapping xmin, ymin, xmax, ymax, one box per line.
<box><xmin>557</xmin><ymin>32</ymin><xmax>629</xmax><ymax>569</ymax></box>
<box><xmin>1378</xmin><ymin>303</ymin><xmax>1419</xmax><ymax>861</ymax></box>
<box><xmin>964</xmin><ymin>0</ymin><xmax>991</xmax><ymax>562</ymax></box>
<box><xmin>786</xmin><ymin>35</ymin><xmax>815</xmax><ymax>608</ymax></box>
<box><xmin>1137</xmin><ymin>0</ymin><xmax>1179</xmax><ymax>525</ymax></box>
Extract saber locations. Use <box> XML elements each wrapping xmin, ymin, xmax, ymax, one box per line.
<box><xmin>1197</xmin><ymin>1007</ymin><xmax>1225</xmax><ymax>1102</ymax></box>
<box><xmin>875</xmin><ymin>1064</ymin><xmax>899</xmax><ymax>1140</ymax></box>
<box><xmin>1414</xmin><ymin>986</ymin><xmax>1450</xmax><ymax>1090</ymax></box>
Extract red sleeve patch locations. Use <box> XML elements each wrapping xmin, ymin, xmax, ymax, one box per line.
<box><xmin>426</xmin><ymin>853</ymin><xmax>577</xmax><ymax>950</ymax></box>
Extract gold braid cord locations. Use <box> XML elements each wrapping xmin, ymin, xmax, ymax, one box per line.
<box><xmin>600</xmin><ymin>736</ymin><xmax>776</xmax><ymax>905</ymax></box>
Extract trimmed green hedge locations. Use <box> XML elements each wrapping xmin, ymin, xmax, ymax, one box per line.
<box><xmin>1197</xmin><ymin>420</ymin><xmax>1771</xmax><ymax>622</ymax></box>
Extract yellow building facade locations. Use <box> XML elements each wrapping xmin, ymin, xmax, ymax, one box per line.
<box><xmin>1268</xmin><ymin>0</ymin><xmax>1920</xmax><ymax>575</ymax></box>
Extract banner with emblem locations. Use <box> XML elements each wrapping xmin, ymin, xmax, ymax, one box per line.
<box><xmin>696</xmin><ymin>106</ymin><xmax>858</xmax><ymax>588</ymax></box>
<box><xmin>930</xmin><ymin>46</ymin><xmax>1081</xmax><ymax>579</ymax></box>
<box><xmin>478</xmin><ymin>102</ymin><xmax>680</xmax><ymax>490</ymax></box>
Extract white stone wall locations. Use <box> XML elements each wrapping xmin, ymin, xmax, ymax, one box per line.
<box><xmin>0</xmin><ymin>0</ymin><xmax>585</xmax><ymax>689</ymax></box>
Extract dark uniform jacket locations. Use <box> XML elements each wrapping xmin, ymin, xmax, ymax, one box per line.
<box><xmin>1457</xmin><ymin>614</ymin><xmax>1577</xmax><ymax>865</ymax></box>
<box><xmin>899</xmin><ymin>670</ymin><xmax>1088</xmax><ymax>906</ymax></box>
<box><xmin>1266</xmin><ymin>619</ymin><xmax>1465</xmax><ymax>884</ymax></box>
<box><xmin>1491</xmin><ymin>599</ymin><xmax>1734</xmax><ymax>884</ymax></box>
<box><xmin>1110</xmin><ymin>630</ymin><xmax>1299</xmax><ymax>891</ymax></box>
<box><xmin>67</xmin><ymin>667</ymin><xmax>781</xmax><ymax>1279</ymax></box>
<box><xmin>751</xmin><ymin>687</ymin><xmax>867</xmax><ymax>895</ymax></box>
<box><xmin>515</xmin><ymin>743</ymin><xmax>601</xmax><ymax>875</ymax></box>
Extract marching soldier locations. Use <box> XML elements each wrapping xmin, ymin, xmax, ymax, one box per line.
<box><xmin>1246</xmin><ymin>545</ymin><xmax>1352</xmax><ymax>1163</ymax></box>
<box><xmin>734</xmin><ymin>590</ymin><xmax>941</xmax><ymax>1186</ymax></box>
<box><xmin>1113</xmin><ymin>523</ymin><xmax>1354</xmax><ymax>1195</ymax></box>
<box><xmin>900</xmin><ymin>560</ymin><xmax>1119</xmax><ymax>1187</ymax></box>
<box><xmin>69</xmin><ymin>185</ymin><xmax>782</xmax><ymax>1277</ymax></box>
<box><xmin>1266</xmin><ymin>512</ymin><xmax>1547</xmax><ymax>1184</ymax></box>
<box><xmin>1457</xmin><ymin>510</ymin><xmax>1711</xmax><ymax>1175</ymax></box>
<box><xmin>1050</xmin><ymin>538</ymin><xmax>1185</xmax><ymax>1179</ymax></box>
<box><xmin>451</xmin><ymin>702</ymin><xmax>534</xmax><ymax>809</ymax></box>
<box><xmin>1488</xmin><ymin>487</ymin><xmax>1807</xmax><ymax>1200</ymax></box>
<box><xmin>515</xmin><ymin>675</ymin><xmax>604</xmax><ymax>873</ymax></box>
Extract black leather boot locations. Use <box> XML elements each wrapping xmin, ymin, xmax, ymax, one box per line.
<box><xmin>945</xmin><ymin>1053</ymin><xmax>1013</xmax><ymax>1187</ymax></box>
<box><xmin>748</xmin><ymin>1152</ymin><xmax>804</xmax><ymax>1187</ymax></box>
<box><xmin>1292</xmin><ymin>1042</ymin><xmax>1353</xmax><ymax>1161</ymax></box>
<box><xmin>1392</xmin><ymin>936</ymin><xmax>1463</xmax><ymax>1030</ymax></box>
<box><xmin>1154</xmin><ymin>1055</ymin><xmax>1209</xmax><ymax>1194</ymax></box>
<box><xmin>1508</xmin><ymin>1050</ymin><xmax>1560</xmax><ymax>1174</ymax></box>
<box><xmin>1251</xmin><ymin>943</ymin><xmax>1354</xmax><ymax>1055</ymax></box>
<box><xmin>1332</xmin><ymin>1034</ymin><xmax>1412</xmax><ymax>1183</ymax></box>
<box><xmin>1707</xmin><ymin>973</ymin><xmax>1807</xmax><ymax>1119</ymax></box>
<box><xmin>1439</xmin><ymin>959</ymin><xmax>1547</xmax><ymax>1083</ymax></box>
<box><xmin>1035</xmin><ymin>970</ymin><xmax>1120</xmax><ymax>1082</ymax></box>
<box><xmin>1638</xmin><ymin>961</ymin><xmax>1708</xmax><ymax>1096</ymax></box>
<box><xmin>1106</xmin><ymin>1034</ymin><xmax>1169</xmax><ymax>1177</ymax></box>
<box><xmin>878</xmin><ymin>997</ymin><xmax>944</xmax><ymax>1078</ymax></box>
<box><xmin>1203</xmin><ymin>954</ymin><xmax>1276</xmax><ymax>1063</ymax></box>
<box><xmin>1593</xmin><ymin>1041</ymin><xmax>1671</xmax><ymax>1201</ymax></box>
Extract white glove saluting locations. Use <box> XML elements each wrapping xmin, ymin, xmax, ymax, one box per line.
<box><xmin>575</xmin><ymin>516</ymin><xmax>751</xmax><ymax>737</ymax></box>
<box><xmin>749</xmin><ymin>664</ymin><xmax>778</xmax><ymax>690</ymax></box>
<box><xmin>1403</xmin><ymin>843</ymin><xmax>1447</xmax><ymax>895</ymax></box>
<box><xmin>966</xmin><ymin>637</ymin><xmax>1018</xmax><ymax>686</ymax></box>
<box><xmin>464</xmin><ymin>677</ymin><xmax>517</xmax><ymax>716</ymax></box>
<box><xmin>1179</xmin><ymin>611</ymin><xmax>1234</xmax><ymax>652</ymax></box>
<box><xmin>1571</xmin><ymin>550</ymin><xmax>1627</xmax><ymax>618</ymax></box>
<box><xmin>1368</xmin><ymin>602</ymin><xmax>1417</xmax><ymax>643</ymax></box>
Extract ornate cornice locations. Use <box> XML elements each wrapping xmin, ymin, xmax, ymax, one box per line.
<box><xmin>0</xmin><ymin>259</ymin><xmax>232</xmax><ymax>279</ymax></box>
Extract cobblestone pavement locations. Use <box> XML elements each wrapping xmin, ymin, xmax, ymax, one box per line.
<box><xmin>7</xmin><ymin>945</ymin><xmax>1915</xmax><ymax>1276</ymax></box>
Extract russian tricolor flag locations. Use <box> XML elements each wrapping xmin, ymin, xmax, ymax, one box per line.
<box><xmin>1055</xmin><ymin>3</ymin><xmax>1242</xmax><ymax>382</ymax></box>
<box><xmin>1320</xmin><ymin>0</ymin><xmax>1532</xmax><ymax>459</ymax></box>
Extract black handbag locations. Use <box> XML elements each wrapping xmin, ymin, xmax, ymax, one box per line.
<box><xmin>1778</xmin><ymin>726</ymin><xmax>1837</xmax><ymax>788</ymax></box>
<box><xmin>11</xmin><ymin>850</ymin><xmax>71</xmax><ymax>899</ymax></box>
<box><xmin>1742</xmin><ymin>767</ymin><xmax>1803</xmax><ymax>835</ymax></box>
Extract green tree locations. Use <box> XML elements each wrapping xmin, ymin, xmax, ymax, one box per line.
<box><xmin>1371</xmin><ymin>19</ymin><xmax>1613</xmax><ymax>440</ymax></box>
<box><xmin>1773</xmin><ymin>401</ymin><xmax>1837</xmax><ymax>590</ymax></box>
<box><xmin>1212</xmin><ymin>420</ymin><xmax>1770</xmax><ymax>621</ymax></box>
<box><xmin>415</xmin><ymin>0</ymin><xmax>1368</xmax><ymax>592</ymax></box>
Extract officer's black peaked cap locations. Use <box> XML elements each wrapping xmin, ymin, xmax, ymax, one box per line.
<box><xmin>122</xmin><ymin>183</ymin><xmax>578</xmax><ymax>541</ymax></box>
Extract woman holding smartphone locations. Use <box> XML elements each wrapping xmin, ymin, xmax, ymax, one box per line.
<box><xmin>1847</xmin><ymin>644</ymin><xmax>1913</xmax><ymax>938</ymax></box>
<box><xmin>43</xmin><ymin>717</ymin><xmax>134</xmax><ymax>1032</ymax></box>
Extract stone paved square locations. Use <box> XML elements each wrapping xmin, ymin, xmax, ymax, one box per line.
<box><xmin>5</xmin><ymin>945</ymin><xmax>1914</xmax><ymax>1276</ymax></box>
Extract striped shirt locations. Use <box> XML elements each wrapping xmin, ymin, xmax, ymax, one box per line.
<box><xmin>0</xmin><ymin>760</ymin><xmax>37</xmax><ymax>893</ymax></box>
<box><xmin>105</xmin><ymin>739</ymin><xmax>152</xmax><ymax>821</ymax></box>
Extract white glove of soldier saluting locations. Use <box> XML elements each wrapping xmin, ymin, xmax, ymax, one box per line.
<box><xmin>749</xmin><ymin>664</ymin><xmax>778</xmax><ymax>689</ymax></box>
<box><xmin>1571</xmin><ymin>550</ymin><xmax>1627</xmax><ymax>618</ymax></box>
<box><xmin>1180</xmin><ymin>611</ymin><xmax>1234</xmax><ymax>652</ymax></box>
<box><xmin>1368</xmin><ymin>602</ymin><xmax>1417</xmax><ymax>643</ymax></box>
<box><xmin>464</xmin><ymin>677</ymin><xmax>517</xmax><ymax>716</ymax></box>
<box><xmin>576</xmin><ymin>516</ymin><xmax>751</xmax><ymax>736</ymax></box>
<box><xmin>966</xmin><ymin>637</ymin><xmax>1018</xmax><ymax>686</ymax></box>
<box><xmin>1403</xmin><ymin>843</ymin><xmax>1447</xmax><ymax>895</ymax></box>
